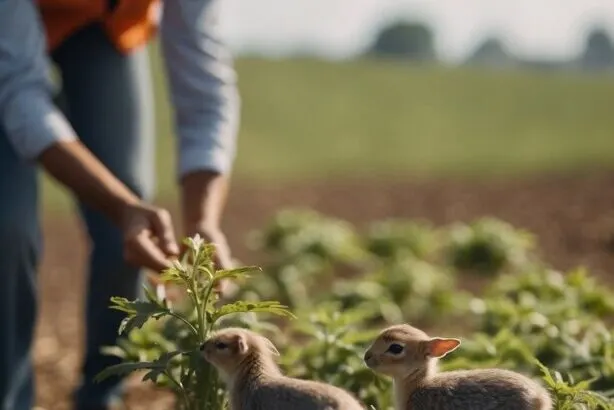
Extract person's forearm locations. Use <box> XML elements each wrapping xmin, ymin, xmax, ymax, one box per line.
<box><xmin>180</xmin><ymin>170</ymin><xmax>230</xmax><ymax>232</ymax></box>
<box><xmin>39</xmin><ymin>140</ymin><xmax>140</xmax><ymax>226</ymax></box>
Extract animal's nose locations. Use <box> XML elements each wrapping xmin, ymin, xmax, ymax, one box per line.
<box><xmin>199</xmin><ymin>343</ymin><xmax>206</xmax><ymax>351</ymax></box>
<box><xmin>363</xmin><ymin>351</ymin><xmax>372</xmax><ymax>362</ymax></box>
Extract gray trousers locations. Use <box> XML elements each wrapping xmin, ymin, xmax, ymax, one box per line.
<box><xmin>0</xmin><ymin>23</ymin><xmax>154</xmax><ymax>410</ymax></box>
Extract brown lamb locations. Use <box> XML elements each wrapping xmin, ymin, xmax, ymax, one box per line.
<box><xmin>200</xmin><ymin>327</ymin><xmax>366</xmax><ymax>410</ymax></box>
<box><xmin>363</xmin><ymin>324</ymin><xmax>553</xmax><ymax>410</ymax></box>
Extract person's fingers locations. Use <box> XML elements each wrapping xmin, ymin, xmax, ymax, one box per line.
<box><xmin>146</xmin><ymin>271</ymin><xmax>163</xmax><ymax>286</ymax></box>
<box><xmin>215</xmin><ymin>245</ymin><xmax>234</xmax><ymax>269</ymax></box>
<box><xmin>125</xmin><ymin>230</ymin><xmax>173</xmax><ymax>272</ymax></box>
<box><xmin>149</xmin><ymin>209</ymin><xmax>180</xmax><ymax>256</ymax></box>
<box><xmin>213</xmin><ymin>278</ymin><xmax>227</xmax><ymax>296</ymax></box>
<box><xmin>204</xmin><ymin>233</ymin><xmax>233</xmax><ymax>269</ymax></box>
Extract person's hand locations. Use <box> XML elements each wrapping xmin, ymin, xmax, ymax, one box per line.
<box><xmin>121</xmin><ymin>202</ymin><xmax>180</xmax><ymax>272</ymax></box>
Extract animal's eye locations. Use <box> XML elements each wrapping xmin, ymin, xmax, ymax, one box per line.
<box><xmin>214</xmin><ymin>342</ymin><xmax>228</xmax><ymax>350</ymax></box>
<box><xmin>387</xmin><ymin>343</ymin><xmax>404</xmax><ymax>354</ymax></box>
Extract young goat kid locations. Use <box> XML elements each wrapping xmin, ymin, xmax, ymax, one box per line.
<box><xmin>200</xmin><ymin>327</ymin><xmax>365</xmax><ymax>410</ymax></box>
<box><xmin>364</xmin><ymin>324</ymin><xmax>552</xmax><ymax>410</ymax></box>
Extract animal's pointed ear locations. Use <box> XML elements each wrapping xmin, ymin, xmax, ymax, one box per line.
<box><xmin>237</xmin><ymin>335</ymin><xmax>249</xmax><ymax>355</ymax></box>
<box><xmin>265</xmin><ymin>338</ymin><xmax>280</xmax><ymax>356</ymax></box>
<box><xmin>258</xmin><ymin>335</ymin><xmax>280</xmax><ymax>356</ymax></box>
<box><xmin>426</xmin><ymin>337</ymin><xmax>461</xmax><ymax>358</ymax></box>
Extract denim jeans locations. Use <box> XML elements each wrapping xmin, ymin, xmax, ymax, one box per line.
<box><xmin>0</xmin><ymin>23</ymin><xmax>155</xmax><ymax>410</ymax></box>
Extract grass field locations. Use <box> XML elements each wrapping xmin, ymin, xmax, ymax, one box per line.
<box><xmin>42</xmin><ymin>46</ymin><xmax>614</xmax><ymax>212</ymax></box>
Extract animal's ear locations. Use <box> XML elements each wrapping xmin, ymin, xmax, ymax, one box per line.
<box><xmin>264</xmin><ymin>337</ymin><xmax>280</xmax><ymax>356</ymax></box>
<box><xmin>236</xmin><ymin>335</ymin><xmax>249</xmax><ymax>355</ymax></box>
<box><xmin>425</xmin><ymin>337</ymin><xmax>461</xmax><ymax>358</ymax></box>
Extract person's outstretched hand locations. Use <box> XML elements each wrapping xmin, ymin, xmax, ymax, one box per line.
<box><xmin>122</xmin><ymin>202</ymin><xmax>180</xmax><ymax>272</ymax></box>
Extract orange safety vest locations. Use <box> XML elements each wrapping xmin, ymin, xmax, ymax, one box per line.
<box><xmin>37</xmin><ymin>0</ymin><xmax>160</xmax><ymax>54</ymax></box>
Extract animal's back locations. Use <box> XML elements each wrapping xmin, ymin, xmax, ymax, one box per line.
<box><xmin>236</xmin><ymin>377</ymin><xmax>364</xmax><ymax>410</ymax></box>
<box><xmin>409</xmin><ymin>369</ymin><xmax>552</xmax><ymax>410</ymax></box>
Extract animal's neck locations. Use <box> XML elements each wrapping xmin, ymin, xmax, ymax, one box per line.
<box><xmin>228</xmin><ymin>354</ymin><xmax>283</xmax><ymax>410</ymax></box>
<box><xmin>393</xmin><ymin>361</ymin><xmax>437</xmax><ymax>410</ymax></box>
<box><xmin>232</xmin><ymin>353</ymin><xmax>283</xmax><ymax>389</ymax></box>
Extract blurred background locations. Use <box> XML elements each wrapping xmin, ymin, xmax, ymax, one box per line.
<box><xmin>36</xmin><ymin>1</ymin><xmax>614</xmax><ymax>408</ymax></box>
<box><xmin>43</xmin><ymin>0</ymin><xmax>614</xmax><ymax>268</ymax></box>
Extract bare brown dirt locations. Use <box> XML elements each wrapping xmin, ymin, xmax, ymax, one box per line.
<box><xmin>33</xmin><ymin>172</ymin><xmax>614</xmax><ymax>410</ymax></box>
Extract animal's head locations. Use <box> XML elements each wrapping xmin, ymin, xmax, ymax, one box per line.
<box><xmin>363</xmin><ymin>324</ymin><xmax>461</xmax><ymax>378</ymax></box>
<box><xmin>199</xmin><ymin>327</ymin><xmax>280</xmax><ymax>381</ymax></box>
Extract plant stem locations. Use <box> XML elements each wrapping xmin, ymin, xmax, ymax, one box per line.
<box><xmin>168</xmin><ymin>312</ymin><xmax>200</xmax><ymax>337</ymax></box>
<box><xmin>185</xmin><ymin>248</ymin><xmax>206</xmax><ymax>342</ymax></box>
<box><xmin>200</xmin><ymin>281</ymin><xmax>216</xmax><ymax>338</ymax></box>
<box><xmin>164</xmin><ymin>370</ymin><xmax>191</xmax><ymax>410</ymax></box>
<box><xmin>191</xmin><ymin>282</ymin><xmax>206</xmax><ymax>341</ymax></box>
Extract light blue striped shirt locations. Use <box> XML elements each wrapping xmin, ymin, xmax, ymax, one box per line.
<box><xmin>0</xmin><ymin>0</ymin><xmax>239</xmax><ymax>177</ymax></box>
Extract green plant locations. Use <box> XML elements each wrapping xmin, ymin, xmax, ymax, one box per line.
<box><xmin>331</xmin><ymin>257</ymin><xmax>467</xmax><ymax>325</ymax></box>
<box><xmin>248</xmin><ymin>208</ymin><xmax>365</xmax><ymax>266</ymax></box>
<box><xmin>95</xmin><ymin>235</ymin><xmax>295</xmax><ymax>410</ymax></box>
<box><xmin>462</xmin><ymin>267</ymin><xmax>614</xmax><ymax>393</ymax></box>
<box><xmin>489</xmin><ymin>268</ymin><xmax>614</xmax><ymax>318</ymax></box>
<box><xmin>443</xmin><ymin>217</ymin><xmax>536</xmax><ymax>276</ymax></box>
<box><xmin>277</xmin><ymin>302</ymin><xmax>394</xmax><ymax>410</ymax></box>
<box><xmin>440</xmin><ymin>328</ymin><xmax>540</xmax><ymax>374</ymax></box>
<box><xmin>242</xmin><ymin>209</ymin><xmax>367</xmax><ymax>308</ymax></box>
<box><xmin>364</xmin><ymin>219</ymin><xmax>436</xmax><ymax>262</ymax></box>
<box><xmin>245</xmin><ymin>211</ymin><xmax>466</xmax><ymax>325</ymax></box>
<box><xmin>535</xmin><ymin>360</ymin><xmax>614</xmax><ymax>410</ymax></box>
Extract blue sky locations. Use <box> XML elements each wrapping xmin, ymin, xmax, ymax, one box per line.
<box><xmin>217</xmin><ymin>0</ymin><xmax>614</xmax><ymax>62</ymax></box>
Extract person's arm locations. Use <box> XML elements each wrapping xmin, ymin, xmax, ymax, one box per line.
<box><xmin>0</xmin><ymin>0</ymin><xmax>178</xmax><ymax>270</ymax></box>
<box><xmin>160</xmin><ymin>0</ymin><xmax>240</xmax><ymax>267</ymax></box>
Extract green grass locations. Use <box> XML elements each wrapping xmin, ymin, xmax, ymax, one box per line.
<box><xmin>43</xmin><ymin>44</ymin><xmax>614</xmax><ymax>212</ymax></box>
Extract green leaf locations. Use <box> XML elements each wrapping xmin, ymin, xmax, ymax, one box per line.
<box><xmin>533</xmin><ymin>359</ymin><xmax>556</xmax><ymax>386</ymax></box>
<box><xmin>210</xmin><ymin>301</ymin><xmax>296</xmax><ymax>323</ymax></box>
<box><xmin>94</xmin><ymin>361</ymin><xmax>164</xmax><ymax>383</ymax></box>
<box><xmin>100</xmin><ymin>346</ymin><xmax>128</xmax><ymax>359</ymax></box>
<box><xmin>158</xmin><ymin>269</ymin><xmax>186</xmax><ymax>285</ymax></box>
<box><xmin>141</xmin><ymin>351</ymin><xmax>184</xmax><ymax>383</ymax></box>
<box><xmin>109</xmin><ymin>296</ymin><xmax>172</xmax><ymax>334</ymax></box>
<box><xmin>213</xmin><ymin>266</ymin><xmax>262</xmax><ymax>282</ymax></box>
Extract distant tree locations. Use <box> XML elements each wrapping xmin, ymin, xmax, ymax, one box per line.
<box><xmin>368</xmin><ymin>20</ymin><xmax>436</xmax><ymax>61</ymax></box>
<box><xmin>580</xmin><ymin>27</ymin><xmax>614</xmax><ymax>70</ymax></box>
<box><xmin>466</xmin><ymin>37</ymin><xmax>516</xmax><ymax>68</ymax></box>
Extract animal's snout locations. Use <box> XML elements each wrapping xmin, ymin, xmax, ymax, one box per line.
<box><xmin>199</xmin><ymin>343</ymin><xmax>206</xmax><ymax>351</ymax></box>
<box><xmin>363</xmin><ymin>351</ymin><xmax>372</xmax><ymax>362</ymax></box>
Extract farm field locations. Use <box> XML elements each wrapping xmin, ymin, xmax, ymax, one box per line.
<box><xmin>33</xmin><ymin>55</ymin><xmax>614</xmax><ymax>409</ymax></box>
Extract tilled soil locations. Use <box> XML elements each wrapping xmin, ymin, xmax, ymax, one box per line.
<box><xmin>33</xmin><ymin>172</ymin><xmax>614</xmax><ymax>410</ymax></box>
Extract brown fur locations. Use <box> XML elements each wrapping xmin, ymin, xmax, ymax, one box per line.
<box><xmin>363</xmin><ymin>324</ymin><xmax>553</xmax><ymax>410</ymax></box>
<box><xmin>200</xmin><ymin>327</ymin><xmax>365</xmax><ymax>410</ymax></box>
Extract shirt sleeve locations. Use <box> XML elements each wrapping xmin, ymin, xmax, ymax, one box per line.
<box><xmin>159</xmin><ymin>0</ymin><xmax>240</xmax><ymax>178</ymax></box>
<box><xmin>0</xmin><ymin>0</ymin><xmax>77</xmax><ymax>160</ymax></box>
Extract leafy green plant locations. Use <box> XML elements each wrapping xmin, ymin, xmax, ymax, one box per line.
<box><xmin>95</xmin><ymin>235</ymin><xmax>295</xmax><ymax>410</ymax></box>
<box><xmin>242</xmin><ymin>208</ymin><xmax>367</xmax><ymax>308</ymax></box>
<box><xmin>331</xmin><ymin>257</ymin><xmax>467</xmax><ymax>325</ymax></box>
<box><xmin>443</xmin><ymin>217</ymin><xmax>536</xmax><ymax>276</ymax></box>
<box><xmin>462</xmin><ymin>267</ymin><xmax>614</xmax><ymax>393</ymax></box>
<box><xmin>245</xmin><ymin>211</ymin><xmax>465</xmax><ymax>325</ymax></box>
<box><xmin>535</xmin><ymin>360</ymin><xmax>614</xmax><ymax>410</ymax></box>
<box><xmin>247</xmin><ymin>208</ymin><xmax>365</xmax><ymax>267</ymax></box>
<box><xmin>488</xmin><ymin>268</ymin><xmax>614</xmax><ymax>318</ymax></box>
<box><xmin>364</xmin><ymin>219</ymin><xmax>437</xmax><ymax>262</ymax></box>
<box><xmin>276</xmin><ymin>302</ymin><xmax>393</xmax><ymax>410</ymax></box>
<box><xmin>440</xmin><ymin>328</ymin><xmax>540</xmax><ymax>374</ymax></box>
